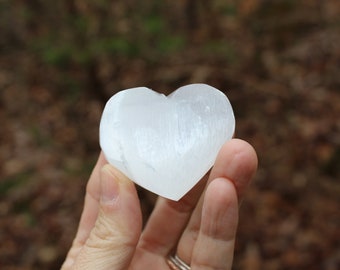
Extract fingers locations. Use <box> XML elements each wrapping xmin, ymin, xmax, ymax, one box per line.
<box><xmin>208</xmin><ymin>139</ymin><xmax>258</xmax><ymax>201</ymax></box>
<box><xmin>62</xmin><ymin>139</ymin><xmax>257</xmax><ymax>269</ymax></box>
<box><xmin>135</xmin><ymin>176</ymin><xmax>207</xmax><ymax>257</ymax></box>
<box><xmin>135</xmin><ymin>138</ymin><xmax>257</xmax><ymax>266</ymax></box>
<box><xmin>62</xmin><ymin>163</ymin><xmax>142</xmax><ymax>270</ymax></box>
<box><xmin>177</xmin><ymin>138</ymin><xmax>258</xmax><ymax>264</ymax></box>
<box><xmin>191</xmin><ymin>178</ymin><xmax>238</xmax><ymax>270</ymax></box>
<box><xmin>75</xmin><ymin>153</ymin><xmax>108</xmax><ymax>245</ymax></box>
<box><xmin>62</xmin><ymin>153</ymin><xmax>107</xmax><ymax>268</ymax></box>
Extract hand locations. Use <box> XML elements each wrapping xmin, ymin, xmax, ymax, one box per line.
<box><xmin>62</xmin><ymin>138</ymin><xmax>257</xmax><ymax>270</ymax></box>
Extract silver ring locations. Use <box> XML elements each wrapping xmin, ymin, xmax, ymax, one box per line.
<box><xmin>167</xmin><ymin>254</ymin><xmax>191</xmax><ymax>270</ymax></box>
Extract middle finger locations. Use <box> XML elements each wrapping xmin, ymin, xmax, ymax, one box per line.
<box><xmin>135</xmin><ymin>173</ymin><xmax>207</xmax><ymax>257</ymax></box>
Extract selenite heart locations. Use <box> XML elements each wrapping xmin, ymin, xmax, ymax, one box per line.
<box><xmin>99</xmin><ymin>84</ymin><xmax>235</xmax><ymax>200</ymax></box>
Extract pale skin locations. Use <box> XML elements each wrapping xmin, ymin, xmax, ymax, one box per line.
<box><xmin>62</xmin><ymin>138</ymin><xmax>258</xmax><ymax>270</ymax></box>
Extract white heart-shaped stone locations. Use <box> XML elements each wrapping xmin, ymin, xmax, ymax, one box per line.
<box><xmin>99</xmin><ymin>84</ymin><xmax>235</xmax><ymax>201</ymax></box>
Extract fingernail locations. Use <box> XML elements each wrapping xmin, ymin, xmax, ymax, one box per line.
<box><xmin>100</xmin><ymin>165</ymin><xmax>119</xmax><ymax>204</ymax></box>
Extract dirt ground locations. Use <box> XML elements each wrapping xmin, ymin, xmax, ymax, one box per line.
<box><xmin>0</xmin><ymin>1</ymin><xmax>339</xmax><ymax>269</ymax></box>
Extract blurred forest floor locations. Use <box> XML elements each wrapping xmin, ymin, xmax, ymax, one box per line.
<box><xmin>0</xmin><ymin>1</ymin><xmax>339</xmax><ymax>269</ymax></box>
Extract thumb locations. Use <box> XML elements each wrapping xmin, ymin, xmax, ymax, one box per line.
<box><xmin>73</xmin><ymin>164</ymin><xmax>142</xmax><ymax>270</ymax></box>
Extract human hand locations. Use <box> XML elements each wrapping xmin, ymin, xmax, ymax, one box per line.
<box><xmin>61</xmin><ymin>138</ymin><xmax>257</xmax><ymax>270</ymax></box>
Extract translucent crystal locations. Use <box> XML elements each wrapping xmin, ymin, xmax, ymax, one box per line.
<box><xmin>99</xmin><ymin>84</ymin><xmax>235</xmax><ymax>200</ymax></box>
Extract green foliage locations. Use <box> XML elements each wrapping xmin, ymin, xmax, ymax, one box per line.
<box><xmin>41</xmin><ymin>44</ymin><xmax>73</xmax><ymax>67</ymax></box>
<box><xmin>204</xmin><ymin>40</ymin><xmax>237</xmax><ymax>62</ymax></box>
<box><xmin>0</xmin><ymin>171</ymin><xmax>33</xmax><ymax>196</ymax></box>
<box><xmin>21</xmin><ymin>1</ymin><xmax>187</xmax><ymax>68</ymax></box>
<box><xmin>144</xmin><ymin>14</ymin><xmax>165</xmax><ymax>35</ymax></box>
<box><xmin>217</xmin><ymin>2</ymin><xmax>237</xmax><ymax>16</ymax></box>
<box><xmin>98</xmin><ymin>37</ymin><xmax>139</xmax><ymax>57</ymax></box>
<box><xmin>158</xmin><ymin>36</ymin><xmax>185</xmax><ymax>54</ymax></box>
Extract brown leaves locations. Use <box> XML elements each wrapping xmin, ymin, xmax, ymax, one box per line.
<box><xmin>1</xmin><ymin>1</ymin><xmax>339</xmax><ymax>269</ymax></box>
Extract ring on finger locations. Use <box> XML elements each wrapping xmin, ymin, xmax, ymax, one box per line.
<box><xmin>167</xmin><ymin>254</ymin><xmax>190</xmax><ymax>270</ymax></box>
